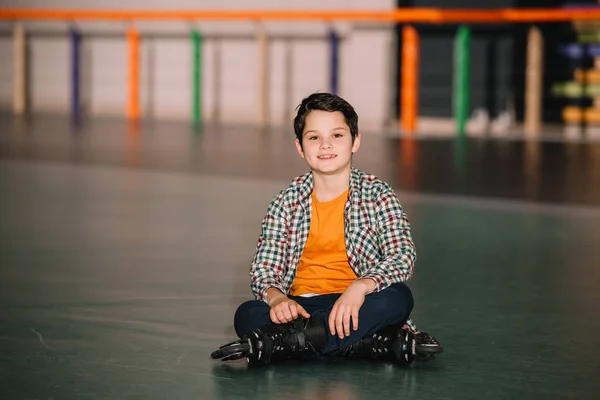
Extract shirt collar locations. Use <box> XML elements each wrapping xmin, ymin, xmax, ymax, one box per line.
<box><xmin>297</xmin><ymin>167</ymin><xmax>361</xmax><ymax>202</ymax></box>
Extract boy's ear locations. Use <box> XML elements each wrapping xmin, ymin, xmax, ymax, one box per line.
<box><xmin>295</xmin><ymin>138</ymin><xmax>305</xmax><ymax>159</ymax></box>
<box><xmin>351</xmin><ymin>132</ymin><xmax>361</xmax><ymax>154</ymax></box>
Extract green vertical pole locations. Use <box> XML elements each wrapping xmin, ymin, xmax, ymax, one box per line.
<box><xmin>454</xmin><ymin>25</ymin><xmax>470</xmax><ymax>137</ymax></box>
<box><xmin>192</xmin><ymin>29</ymin><xmax>202</xmax><ymax>127</ymax></box>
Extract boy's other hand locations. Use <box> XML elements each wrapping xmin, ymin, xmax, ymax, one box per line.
<box><xmin>268</xmin><ymin>291</ymin><xmax>310</xmax><ymax>324</ymax></box>
<box><xmin>328</xmin><ymin>279</ymin><xmax>375</xmax><ymax>339</ymax></box>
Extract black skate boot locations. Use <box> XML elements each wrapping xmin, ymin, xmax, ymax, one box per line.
<box><xmin>210</xmin><ymin>317</ymin><xmax>328</xmax><ymax>366</ymax></box>
<box><xmin>335</xmin><ymin>325</ymin><xmax>443</xmax><ymax>365</ymax></box>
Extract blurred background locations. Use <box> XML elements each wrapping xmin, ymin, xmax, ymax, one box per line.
<box><xmin>2</xmin><ymin>0</ymin><xmax>600</xmax><ymax>203</ymax></box>
<box><xmin>1</xmin><ymin>0</ymin><xmax>598</xmax><ymax>138</ymax></box>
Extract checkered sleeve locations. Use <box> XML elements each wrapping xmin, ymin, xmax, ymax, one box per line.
<box><xmin>249</xmin><ymin>190</ymin><xmax>290</xmax><ymax>302</ymax></box>
<box><xmin>361</xmin><ymin>186</ymin><xmax>416</xmax><ymax>293</ymax></box>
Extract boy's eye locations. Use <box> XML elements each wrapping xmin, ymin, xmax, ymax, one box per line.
<box><xmin>309</xmin><ymin>136</ymin><xmax>318</xmax><ymax>140</ymax></box>
<box><xmin>334</xmin><ymin>133</ymin><xmax>343</xmax><ymax>138</ymax></box>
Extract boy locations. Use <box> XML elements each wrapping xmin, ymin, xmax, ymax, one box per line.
<box><xmin>211</xmin><ymin>93</ymin><xmax>442</xmax><ymax>366</ymax></box>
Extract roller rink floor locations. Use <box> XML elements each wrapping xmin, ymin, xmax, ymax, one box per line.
<box><xmin>1</xmin><ymin>114</ymin><xmax>600</xmax><ymax>399</ymax></box>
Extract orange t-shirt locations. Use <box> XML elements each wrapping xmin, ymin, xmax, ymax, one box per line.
<box><xmin>289</xmin><ymin>189</ymin><xmax>357</xmax><ymax>296</ymax></box>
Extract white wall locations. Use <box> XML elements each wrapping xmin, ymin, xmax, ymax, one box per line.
<box><xmin>0</xmin><ymin>0</ymin><xmax>397</xmax><ymax>129</ymax></box>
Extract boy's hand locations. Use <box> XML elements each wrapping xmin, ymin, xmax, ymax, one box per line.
<box><xmin>328</xmin><ymin>279</ymin><xmax>375</xmax><ymax>339</ymax></box>
<box><xmin>267</xmin><ymin>289</ymin><xmax>310</xmax><ymax>324</ymax></box>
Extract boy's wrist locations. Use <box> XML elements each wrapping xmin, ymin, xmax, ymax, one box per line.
<box><xmin>265</xmin><ymin>287</ymin><xmax>286</xmax><ymax>307</ymax></box>
<box><xmin>353</xmin><ymin>278</ymin><xmax>376</xmax><ymax>295</ymax></box>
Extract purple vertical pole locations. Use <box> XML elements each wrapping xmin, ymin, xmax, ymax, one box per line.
<box><xmin>70</xmin><ymin>26</ymin><xmax>80</xmax><ymax>123</ymax></box>
<box><xmin>329</xmin><ymin>27</ymin><xmax>339</xmax><ymax>95</ymax></box>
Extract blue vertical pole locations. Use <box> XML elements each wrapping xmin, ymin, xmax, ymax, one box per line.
<box><xmin>70</xmin><ymin>26</ymin><xmax>81</xmax><ymax>123</ymax></box>
<box><xmin>329</xmin><ymin>27</ymin><xmax>339</xmax><ymax>95</ymax></box>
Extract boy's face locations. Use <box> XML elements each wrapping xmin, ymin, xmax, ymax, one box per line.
<box><xmin>295</xmin><ymin>110</ymin><xmax>360</xmax><ymax>175</ymax></box>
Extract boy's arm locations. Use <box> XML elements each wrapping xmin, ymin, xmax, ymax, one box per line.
<box><xmin>359</xmin><ymin>188</ymin><xmax>416</xmax><ymax>293</ymax></box>
<box><xmin>250</xmin><ymin>191</ymin><xmax>289</xmax><ymax>302</ymax></box>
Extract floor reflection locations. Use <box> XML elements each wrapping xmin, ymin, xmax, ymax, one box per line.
<box><xmin>210</xmin><ymin>360</ymin><xmax>420</xmax><ymax>400</ymax></box>
<box><xmin>2</xmin><ymin>114</ymin><xmax>600</xmax><ymax>206</ymax></box>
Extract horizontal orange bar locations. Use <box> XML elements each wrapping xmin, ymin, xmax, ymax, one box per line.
<box><xmin>2</xmin><ymin>8</ymin><xmax>600</xmax><ymax>23</ymax></box>
<box><xmin>391</xmin><ymin>9</ymin><xmax>443</xmax><ymax>23</ymax></box>
<box><xmin>436</xmin><ymin>10</ymin><xmax>504</xmax><ymax>23</ymax></box>
<box><xmin>500</xmin><ymin>9</ymin><xmax>600</xmax><ymax>22</ymax></box>
<box><xmin>0</xmin><ymin>9</ymin><xmax>396</xmax><ymax>22</ymax></box>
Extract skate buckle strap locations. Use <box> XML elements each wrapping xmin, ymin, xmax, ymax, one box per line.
<box><xmin>297</xmin><ymin>331</ymin><xmax>306</xmax><ymax>350</ymax></box>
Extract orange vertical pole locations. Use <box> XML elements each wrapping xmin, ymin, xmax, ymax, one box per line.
<box><xmin>127</xmin><ymin>26</ymin><xmax>140</xmax><ymax>121</ymax></box>
<box><xmin>401</xmin><ymin>25</ymin><xmax>419</xmax><ymax>133</ymax></box>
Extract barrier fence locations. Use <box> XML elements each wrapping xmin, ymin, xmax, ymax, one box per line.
<box><xmin>2</xmin><ymin>7</ymin><xmax>600</xmax><ymax>136</ymax></box>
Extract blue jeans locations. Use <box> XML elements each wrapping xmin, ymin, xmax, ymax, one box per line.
<box><xmin>233</xmin><ymin>282</ymin><xmax>414</xmax><ymax>354</ymax></box>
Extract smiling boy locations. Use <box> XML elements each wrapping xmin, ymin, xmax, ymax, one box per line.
<box><xmin>211</xmin><ymin>92</ymin><xmax>442</xmax><ymax>366</ymax></box>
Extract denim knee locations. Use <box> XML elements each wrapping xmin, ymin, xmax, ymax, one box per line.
<box><xmin>370</xmin><ymin>282</ymin><xmax>414</xmax><ymax>322</ymax></box>
<box><xmin>388</xmin><ymin>282</ymin><xmax>414</xmax><ymax>313</ymax></box>
<box><xmin>233</xmin><ymin>299</ymin><xmax>270</xmax><ymax>338</ymax></box>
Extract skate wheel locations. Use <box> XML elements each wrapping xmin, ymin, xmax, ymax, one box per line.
<box><xmin>210</xmin><ymin>339</ymin><xmax>251</xmax><ymax>361</ymax></box>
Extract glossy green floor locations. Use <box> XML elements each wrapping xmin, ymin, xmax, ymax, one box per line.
<box><xmin>1</xmin><ymin>160</ymin><xmax>599</xmax><ymax>399</ymax></box>
<box><xmin>1</xmin><ymin>117</ymin><xmax>600</xmax><ymax>398</ymax></box>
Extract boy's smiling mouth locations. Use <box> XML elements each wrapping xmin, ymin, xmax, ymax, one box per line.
<box><xmin>318</xmin><ymin>154</ymin><xmax>337</xmax><ymax>159</ymax></box>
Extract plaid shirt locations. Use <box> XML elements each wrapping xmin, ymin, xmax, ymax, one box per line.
<box><xmin>249</xmin><ymin>167</ymin><xmax>418</xmax><ymax>332</ymax></box>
